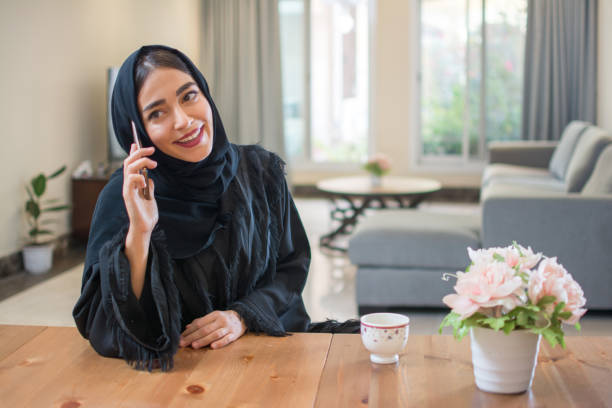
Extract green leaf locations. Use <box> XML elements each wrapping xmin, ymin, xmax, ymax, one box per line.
<box><xmin>517</xmin><ymin>310</ymin><xmax>529</xmax><ymax>327</ymax></box>
<box><xmin>512</xmin><ymin>241</ymin><xmax>524</xmax><ymax>257</ymax></box>
<box><xmin>31</xmin><ymin>174</ymin><xmax>46</xmax><ymax>197</ymax></box>
<box><xmin>480</xmin><ymin>316</ymin><xmax>507</xmax><ymax>331</ymax></box>
<box><xmin>42</xmin><ymin>205</ymin><xmax>70</xmax><ymax>212</ymax></box>
<box><xmin>503</xmin><ymin>320</ymin><xmax>516</xmax><ymax>334</ymax></box>
<box><xmin>25</xmin><ymin>200</ymin><xmax>40</xmax><ymax>219</ymax></box>
<box><xmin>541</xmin><ymin>329</ymin><xmax>559</xmax><ymax>348</ymax></box>
<box><xmin>493</xmin><ymin>253</ymin><xmax>505</xmax><ymax>262</ymax></box>
<box><xmin>537</xmin><ymin>296</ymin><xmax>556</xmax><ymax>308</ymax></box>
<box><xmin>558</xmin><ymin>311</ymin><xmax>572</xmax><ymax>320</ymax></box>
<box><xmin>47</xmin><ymin>165</ymin><xmax>66</xmax><ymax>179</ymax></box>
<box><xmin>575</xmin><ymin>322</ymin><xmax>581</xmax><ymax>331</ymax></box>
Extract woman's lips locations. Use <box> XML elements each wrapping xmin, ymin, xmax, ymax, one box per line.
<box><xmin>174</xmin><ymin>126</ymin><xmax>203</xmax><ymax>148</ymax></box>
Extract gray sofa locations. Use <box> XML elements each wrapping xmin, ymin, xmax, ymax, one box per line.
<box><xmin>349</xmin><ymin>121</ymin><xmax>612</xmax><ymax>312</ymax></box>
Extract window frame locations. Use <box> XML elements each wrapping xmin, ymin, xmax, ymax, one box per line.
<box><xmin>283</xmin><ymin>0</ymin><xmax>375</xmax><ymax>170</ymax></box>
<box><xmin>414</xmin><ymin>0</ymin><xmax>522</xmax><ymax>172</ymax></box>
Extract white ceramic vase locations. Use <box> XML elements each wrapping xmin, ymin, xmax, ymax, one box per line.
<box><xmin>370</xmin><ymin>175</ymin><xmax>382</xmax><ymax>187</ymax></box>
<box><xmin>470</xmin><ymin>327</ymin><xmax>541</xmax><ymax>394</ymax></box>
<box><xmin>22</xmin><ymin>244</ymin><xmax>54</xmax><ymax>275</ymax></box>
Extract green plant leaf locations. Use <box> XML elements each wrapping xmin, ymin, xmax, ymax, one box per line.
<box><xmin>493</xmin><ymin>253</ymin><xmax>505</xmax><ymax>262</ymax></box>
<box><xmin>25</xmin><ymin>200</ymin><xmax>40</xmax><ymax>219</ymax></box>
<box><xmin>558</xmin><ymin>311</ymin><xmax>572</xmax><ymax>320</ymax></box>
<box><xmin>47</xmin><ymin>165</ymin><xmax>66</xmax><ymax>179</ymax></box>
<box><xmin>512</xmin><ymin>241</ymin><xmax>524</xmax><ymax>256</ymax></box>
<box><xmin>480</xmin><ymin>316</ymin><xmax>507</xmax><ymax>331</ymax></box>
<box><xmin>42</xmin><ymin>205</ymin><xmax>70</xmax><ymax>212</ymax></box>
<box><xmin>537</xmin><ymin>296</ymin><xmax>556</xmax><ymax>308</ymax></box>
<box><xmin>31</xmin><ymin>174</ymin><xmax>46</xmax><ymax>197</ymax></box>
<box><xmin>503</xmin><ymin>320</ymin><xmax>516</xmax><ymax>334</ymax></box>
<box><xmin>575</xmin><ymin>322</ymin><xmax>581</xmax><ymax>331</ymax></box>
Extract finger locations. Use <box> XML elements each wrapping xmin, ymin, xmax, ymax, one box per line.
<box><xmin>211</xmin><ymin>332</ymin><xmax>235</xmax><ymax>350</ymax></box>
<box><xmin>191</xmin><ymin>327</ymin><xmax>229</xmax><ymax>350</ymax></box>
<box><xmin>180</xmin><ymin>319</ymin><xmax>222</xmax><ymax>346</ymax></box>
<box><xmin>126</xmin><ymin>157</ymin><xmax>157</xmax><ymax>175</ymax></box>
<box><xmin>124</xmin><ymin>173</ymin><xmax>146</xmax><ymax>193</ymax></box>
<box><xmin>123</xmin><ymin>146</ymin><xmax>155</xmax><ymax>169</ymax></box>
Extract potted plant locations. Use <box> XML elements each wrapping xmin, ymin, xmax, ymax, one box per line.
<box><xmin>363</xmin><ymin>153</ymin><xmax>391</xmax><ymax>187</ymax></box>
<box><xmin>439</xmin><ymin>242</ymin><xmax>587</xmax><ymax>394</ymax></box>
<box><xmin>23</xmin><ymin>165</ymin><xmax>70</xmax><ymax>274</ymax></box>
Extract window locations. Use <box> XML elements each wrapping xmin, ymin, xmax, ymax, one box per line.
<box><xmin>279</xmin><ymin>0</ymin><xmax>371</xmax><ymax>164</ymax></box>
<box><xmin>418</xmin><ymin>0</ymin><xmax>527</xmax><ymax>162</ymax></box>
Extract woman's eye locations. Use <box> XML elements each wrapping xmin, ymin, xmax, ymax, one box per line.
<box><xmin>183</xmin><ymin>90</ymin><xmax>198</xmax><ymax>102</ymax></box>
<box><xmin>148</xmin><ymin>110</ymin><xmax>162</xmax><ymax>120</ymax></box>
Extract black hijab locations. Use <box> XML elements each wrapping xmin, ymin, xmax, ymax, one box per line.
<box><xmin>109</xmin><ymin>45</ymin><xmax>239</xmax><ymax>259</ymax></box>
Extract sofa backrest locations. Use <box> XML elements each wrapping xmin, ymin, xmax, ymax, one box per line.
<box><xmin>564</xmin><ymin>126</ymin><xmax>612</xmax><ymax>192</ymax></box>
<box><xmin>582</xmin><ymin>144</ymin><xmax>612</xmax><ymax>195</ymax></box>
<box><xmin>549</xmin><ymin>121</ymin><xmax>590</xmax><ymax>180</ymax></box>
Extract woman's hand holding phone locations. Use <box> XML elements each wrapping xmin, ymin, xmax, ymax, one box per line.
<box><xmin>123</xmin><ymin>143</ymin><xmax>158</xmax><ymax>299</ymax></box>
<box><xmin>123</xmin><ymin>143</ymin><xmax>158</xmax><ymax>236</ymax></box>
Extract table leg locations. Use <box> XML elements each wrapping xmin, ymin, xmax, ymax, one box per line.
<box><xmin>320</xmin><ymin>196</ymin><xmax>373</xmax><ymax>252</ymax></box>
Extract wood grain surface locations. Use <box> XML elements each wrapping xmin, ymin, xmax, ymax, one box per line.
<box><xmin>0</xmin><ymin>327</ymin><xmax>331</xmax><ymax>408</ymax></box>
<box><xmin>316</xmin><ymin>334</ymin><xmax>612</xmax><ymax>407</ymax></box>
<box><xmin>1</xmin><ymin>326</ymin><xmax>610</xmax><ymax>407</ymax></box>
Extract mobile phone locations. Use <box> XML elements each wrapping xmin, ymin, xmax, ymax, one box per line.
<box><xmin>130</xmin><ymin>121</ymin><xmax>150</xmax><ymax>200</ymax></box>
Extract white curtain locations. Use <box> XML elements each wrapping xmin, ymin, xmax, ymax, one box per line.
<box><xmin>201</xmin><ymin>0</ymin><xmax>285</xmax><ymax>159</ymax></box>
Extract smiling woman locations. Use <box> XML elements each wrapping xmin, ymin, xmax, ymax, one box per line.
<box><xmin>72</xmin><ymin>45</ymin><xmax>359</xmax><ymax>372</ymax></box>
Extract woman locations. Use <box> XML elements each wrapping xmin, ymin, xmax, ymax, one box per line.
<box><xmin>73</xmin><ymin>45</ymin><xmax>356</xmax><ymax>371</ymax></box>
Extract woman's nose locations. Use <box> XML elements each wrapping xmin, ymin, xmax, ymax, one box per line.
<box><xmin>173</xmin><ymin>106</ymin><xmax>192</xmax><ymax>130</ymax></box>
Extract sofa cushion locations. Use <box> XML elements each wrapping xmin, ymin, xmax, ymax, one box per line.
<box><xmin>582</xmin><ymin>144</ymin><xmax>612</xmax><ymax>195</ymax></box>
<box><xmin>348</xmin><ymin>209</ymin><xmax>480</xmax><ymax>270</ymax></box>
<box><xmin>548</xmin><ymin>120</ymin><xmax>589</xmax><ymax>180</ymax></box>
<box><xmin>482</xmin><ymin>163</ymin><xmax>552</xmax><ymax>187</ymax></box>
<box><xmin>564</xmin><ymin>127</ymin><xmax>612</xmax><ymax>192</ymax></box>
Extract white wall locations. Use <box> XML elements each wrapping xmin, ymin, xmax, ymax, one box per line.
<box><xmin>0</xmin><ymin>0</ymin><xmax>201</xmax><ymax>257</ymax></box>
<box><xmin>598</xmin><ymin>0</ymin><xmax>612</xmax><ymax>132</ymax></box>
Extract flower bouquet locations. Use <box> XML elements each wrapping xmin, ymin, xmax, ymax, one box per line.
<box><xmin>363</xmin><ymin>154</ymin><xmax>391</xmax><ymax>187</ymax></box>
<box><xmin>439</xmin><ymin>242</ymin><xmax>587</xmax><ymax>393</ymax></box>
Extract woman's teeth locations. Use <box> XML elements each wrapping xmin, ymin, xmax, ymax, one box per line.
<box><xmin>177</xmin><ymin>128</ymin><xmax>201</xmax><ymax>143</ymax></box>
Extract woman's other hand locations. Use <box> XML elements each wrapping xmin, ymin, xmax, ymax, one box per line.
<box><xmin>123</xmin><ymin>143</ymin><xmax>158</xmax><ymax>236</ymax></box>
<box><xmin>180</xmin><ymin>310</ymin><xmax>247</xmax><ymax>350</ymax></box>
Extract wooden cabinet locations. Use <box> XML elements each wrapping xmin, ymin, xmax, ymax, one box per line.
<box><xmin>71</xmin><ymin>177</ymin><xmax>108</xmax><ymax>242</ymax></box>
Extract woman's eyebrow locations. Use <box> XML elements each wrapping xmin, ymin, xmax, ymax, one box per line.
<box><xmin>142</xmin><ymin>82</ymin><xmax>197</xmax><ymax>113</ymax></box>
<box><xmin>143</xmin><ymin>99</ymin><xmax>165</xmax><ymax>113</ymax></box>
<box><xmin>176</xmin><ymin>81</ymin><xmax>197</xmax><ymax>96</ymax></box>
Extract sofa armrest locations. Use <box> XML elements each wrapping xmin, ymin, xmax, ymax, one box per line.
<box><xmin>488</xmin><ymin>141</ymin><xmax>558</xmax><ymax>168</ymax></box>
<box><xmin>481</xmin><ymin>192</ymin><xmax>612</xmax><ymax>309</ymax></box>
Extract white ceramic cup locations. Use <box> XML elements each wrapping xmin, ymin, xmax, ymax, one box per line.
<box><xmin>360</xmin><ymin>313</ymin><xmax>410</xmax><ymax>364</ymax></box>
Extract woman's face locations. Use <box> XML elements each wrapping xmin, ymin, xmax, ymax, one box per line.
<box><xmin>137</xmin><ymin>67</ymin><xmax>214</xmax><ymax>162</ymax></box>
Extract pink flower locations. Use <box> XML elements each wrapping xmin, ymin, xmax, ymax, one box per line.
<box><xmin>443</xmin><ymin>260</ymin><xmax>524</xmax><ymax>319</ymax></box>
<box><xmin>468</xmin><ymin>245</ymin><xmax>541</xmax><ymax>273</ymax></box>
<box><xmin>367</xmin><ymin>154</ymin><xmax>391</xmax><ymax>171</ymax></box>
<box><xmin>528</xmin><ymin>258</ymin><xmax>587</xmax><ymax>325</ymax></box>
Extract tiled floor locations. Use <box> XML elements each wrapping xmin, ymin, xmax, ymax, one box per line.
<box><xmin>0</xmin><ymin>198</ymin><xmax>610</xmax><ymax>336</ymax></box>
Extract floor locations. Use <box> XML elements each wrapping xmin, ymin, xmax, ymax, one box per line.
<box><xmin>0</xmin><ymin>198</ymin><xmax>610</xmax><ymax>337</ymax></box>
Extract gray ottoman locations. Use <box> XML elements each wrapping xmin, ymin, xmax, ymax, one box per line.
<box><xmin>348</xmin><ymin>209</ymin><xmax>481</xmax><ymax>311</ymax></box>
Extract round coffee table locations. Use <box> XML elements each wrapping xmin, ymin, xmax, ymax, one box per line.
<box><xmin>316</xmin><ymin>176</ymin><xmax>442</xmax><ymax>251</ymax></box>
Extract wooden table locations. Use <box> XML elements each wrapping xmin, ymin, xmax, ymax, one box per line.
<box><xmin>316</xmin><ymin>176</ymin><xmax>442</xmax><ymax>251</ymax></box>
<box><xmin>0</xmin><ymin>326</ymin><xmax>610</xmax><ymax>407</ymax></box>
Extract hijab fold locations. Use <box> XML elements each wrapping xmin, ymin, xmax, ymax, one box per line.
<box><xmin>109</xmin><ymin>45</ymin><xmax>239</xmax><ymax>259</ymax></box>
